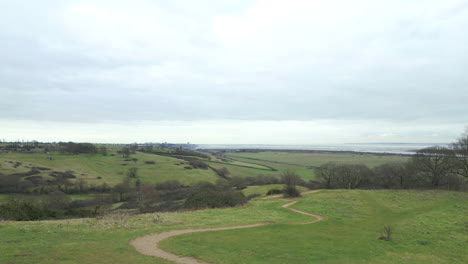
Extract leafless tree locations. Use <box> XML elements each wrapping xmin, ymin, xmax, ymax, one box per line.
<box><xmin>316</xmin><ymin>162</ymin><xmax>337</xmax><ymax>188</ymax></box>
<box><xmin>412</xmin><ymin>146</ymin><xmax>454</xmax><ymax>187</ymax></box>
<box><xmin>452</xmin><ymin>129</ymin><xmax>468</xmax><ymax>178</ymax></box>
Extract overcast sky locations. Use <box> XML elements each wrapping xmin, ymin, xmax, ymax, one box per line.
<box><xmin>1</xmin><ymin>0</ymin><xmax>467</xmax><ymax>144</ymax></box>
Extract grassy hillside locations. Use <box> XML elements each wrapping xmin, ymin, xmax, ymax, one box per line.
<box><xmin>0</xmin><ymin>198</ymin><xmax>310</xmax><ymax>264</ymax></box>
<box><xmin>0</xmin><ymin>152</ymin><xmax>219</xmax><ymax>186</ymax></box>
<box><xmin>1</xmin><ymin>190</ymin><xmax>466</xmax><ymax>263</ymax></box>
<box><xmin>160</xmin><ymin>190</ymin><xmax>468</xmax><ymax>264</ymax></box>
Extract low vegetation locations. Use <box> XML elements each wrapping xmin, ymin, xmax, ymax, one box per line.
<box><xmin>160</xmin><ymin>190</ymin><xmax>468</xmax><ymax>264</ymax></box>
<box><xmin>1</xmin><ymin>132</ymin><xmax>467</xmax><ymax>263</ymax></box>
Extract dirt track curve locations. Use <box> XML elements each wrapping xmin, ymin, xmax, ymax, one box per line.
<box><xmin>130</xmin><ymin>190</ymin><xmax>323</xmax><ymax>264</ymax></box>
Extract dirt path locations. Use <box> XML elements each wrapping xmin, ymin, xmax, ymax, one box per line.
<box><xmin>130</xmin><ymin>191</ymin><xmax>323</xmax><ymax>264</ymax></box>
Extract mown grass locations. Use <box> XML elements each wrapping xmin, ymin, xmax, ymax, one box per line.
<box><xmin>0</xmin><ymin>152</ymin><xmax>219</xmax><ymax>186</ymax></box>
<box><xmin>160</xmin><ymin>190</ymin><xmax>468</xmax><ymax>264</ymax></box>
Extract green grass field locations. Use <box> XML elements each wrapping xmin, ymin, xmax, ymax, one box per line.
<box><xmin>227</xmin><ymin>155</ymin><xmax>317</xmax><ymax>179</ymax></box>
<box><xmin>0</xmin><ymin>152</ymin><xmax>219</xmax><ymax>186</ymax></box>
<box><xmin>216</xmin><ymin>151</ymin><xmax>410</xmax><ymax>181</ymax></box>
<box><xmin>230</xmin><ymin>151</ymin><xmax>409</xmax><ymax>168</ymax></box>
<box><xmin>0</xmin><ymin>151</ymin><xmax>410</xmax><ymax>186</ymax></box>
<box><xmin>0</xmin><ymin>197</ymin><xmax>310</xmax><ymax>264</ymax></box>
<box><xmin>160</xmin><ymin>190</ymin><xmax>468</xmax><ymax>264</ymax></box>
<box><xmin>1</xmin><ymin>190</ymin><xmax>465</xmax><ymax>264</ymax></box>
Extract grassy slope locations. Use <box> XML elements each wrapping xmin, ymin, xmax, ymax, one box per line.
<box><xmin>160</xmin><ymin>190</ymin><xmax>468</xmax><ymax>264</ymax></box>
<box><xmin>0</xmin><ymin>152</ymin><xmax>219</xmax><ymax>186</ymax></box>
<box><xmin>0</xmin><ymin>198</ymin><xmax>311</xmax><ymax>264</ymax></box>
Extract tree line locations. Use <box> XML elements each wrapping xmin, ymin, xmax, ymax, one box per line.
<box><xmin>316</xmin><ymin>131</ymin><xmax>468</xmax><ymax>191</ymax></box>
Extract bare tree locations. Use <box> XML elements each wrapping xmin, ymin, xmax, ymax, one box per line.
<box><xmin>281</xmin><ymin>171</ymin><xmax>302</xmax><ymax>197</ymax></box>
<box><xmin>372</xmin><ymin>163</ymin><xmax>409</xmax><ymax>189</ymax></box>
<box><xmin>114</xmin><ymin>179</ymin><xmax>131</xmax><ymax>202</ymax></box>
<box><xmin>281</xmin><ymin>171</ymin><xmax>302</xmax><ymax>186</ymax></box>
<box><xmin>316</xmin><ymin>162</ymin><xmax>337</xmax><ymax>188</ymax></box>
<box><xmin>412</xmin><ymin>146</ymin><xmax>454</xmax><ymax>187</ymax></box>
<box><xmin>452</xmin><ymin>129</ymin><xmax>468</xmax><ymax>178</ymax></box>
<box><xmin>120</xmin><ymin>147</ymin><xmax>130</xmax><ymax>158</ymax></box>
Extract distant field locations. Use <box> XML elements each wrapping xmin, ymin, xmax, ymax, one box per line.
<box><xmin>161</xmin><ymin>190</ymin><xmax>468</xmax><ymax>264</ymax></box>
<box><xmin>205</xmin><ymin>151</ymin><xmax>410</xmax><ymax>181</ymax></box>
<box><xmin>0</xmin><ymin>151</ymin><xmax>411</xmax><ymax>186</ymax></box>
<box><xmin>207</xmin><ymin>161</ymin><xmax>278</xmax><ymax>179</ymax></box>
<box><xmin>228</xmin><ymin>151</ymin><xmax>409</xmax><ymax>168</ymax></box>
<box><xmin>0</xmin><ymin>152</ymin><xmax>219</xmax><ymax>186</ymax></box>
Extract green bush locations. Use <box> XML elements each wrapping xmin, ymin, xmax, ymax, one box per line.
<box><xmin>283</xmin><ymin>185</ymin><xmax>301</xmax><ymax>198</ymax></box>
<box><xmin>0</xmin><ymin>197</ymin><xmax>57</xmax><ymax>221</ymax></box>
<box><xmin>266</xmin><ymin>189</ymin><xmax>283</xmax><ymax>195</ymax></box>
<box><xmin>184</xmin><ymin>185</ymin><xmax>247</xmax><ymax>209</ymax></box>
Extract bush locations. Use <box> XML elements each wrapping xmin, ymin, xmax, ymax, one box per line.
<box><xmin>0</xmin><ymin>197</ymin><xmax>57</xmax><ymax>221</ymax></box>
<box><xmin>379</xmin><ymin>225</ymin><xmax>394</xmax><ymax>241</ymax></box>
<box><xmin>247</xmin><ymin>193</ymin><xmax>261</xmax><ymax>200</ymax></box>
<box><xmin>266</xmin><ymin>189</ymin><xmax>283</xmax><ymax>195</ymax></box>
<box><xmin>152</xmin><ymin>201</ymin><xmax>183</xmax><ymax>212</ymax></box>
<box><xmin>64</xmin><ymin>207</ymin><xmax>95</xmax><ymax>218</ymax></box>
<box><xmin>283</xmin><ymin>185</ymin><xmax>301</xmax><ymax>198</ymax></box>
<box><xmin>212</xmin><ymin>167</ymin><xmax>230</xmax><ymax>178</ymax></box>
<box><xmin>189</xmin><ymin>159</ymin><xmax>209</xmax><ymax>169</ymax></box>
<box><xmin>154</xmin><ymin>180</ymin><xmax>184</xmax><ymax>190</ymax></box>
<box><xmin>184</xmin><ymin>185</ymin><xmax>247</xmax><ymax>209</ymax></box>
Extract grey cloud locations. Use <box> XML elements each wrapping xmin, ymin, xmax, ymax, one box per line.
<box><xmin>1</xmin><ymin>0</ymin><xmax>467</xmax><ymax>127</ymax></box>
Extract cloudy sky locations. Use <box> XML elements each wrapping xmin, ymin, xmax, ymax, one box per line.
<box><xmin>1</xmin><ymin>0</ymin><xmax>467</xmax><ymax>144</ymax></box>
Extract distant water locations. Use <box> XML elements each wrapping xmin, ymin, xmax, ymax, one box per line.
<box><xmin>197</xmin><ymin>143</ymin><xmax>450</xmax><ymax>155</ymax></box>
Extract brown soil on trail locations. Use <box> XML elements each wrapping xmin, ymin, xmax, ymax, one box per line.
<box><xmin>130</xmin><ymin>190</ymin><xmax>323</xmax><ymax>264</ymax></box>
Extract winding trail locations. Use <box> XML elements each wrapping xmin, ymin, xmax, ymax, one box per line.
<box><xmin>130</xmin><ymin>191</ymin><xmax>323</xmax><ymax>264</ymax></box>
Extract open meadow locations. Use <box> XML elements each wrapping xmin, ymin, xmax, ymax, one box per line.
<box><xmin>1</xmin><ymin>148</ymin><xmax>467</xmax><ymax>264</ymax></box>
<box><xmin>160</xmin><ymin>190</ymin><xmax>468</xmax><ymax>264</ymax></box>
<box><xmin>0</xmin><ymin>151</ymin><xmax>219</xmax><ymax>186</ymax></box>
<box><xmin>1</xmin><ymin>190</ymin><xmax>466</xmax><ymax>264</ymax></box>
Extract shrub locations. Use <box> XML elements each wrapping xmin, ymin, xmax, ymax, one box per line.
<box><xmin>247</xmin><ymin>193</ymin><xmax>261</xmax><ymax>200</ymax></box>
<box><xmin>189</xmin><ymin>159</ymin><xmax>209</xmax><ymax>169</ymax></box>
<box><xmin>212</xmin><ymin>167</ymin><xmax>230</xmax><ymax>178</ymax></box>
<box><xmin>127</xmin><ymin>167</ymin><xmax>138</xmax><ymax>178</ymax></box>
<box><xmin>184</xmin><ymin>185</ymin><xmax>247</xmax><ymax>209</ymax></box>
<box><xmin>0</xmin><ymin>197</ymin><xmax>57</xmax><ymax>221</ymax></box>
<box><xmin>283</xmin><ymin>185</ymin><xmax>301</xmax><ymax>198</ymax></box>
<box><xmin>379</xmin><ymin>225</ymin><xmax>394</xmax><ymax>241</ymax></box>
<box><xmin>154</xmin><ymin>180</ymin><xmax>184</xmax><ymax>190</ymax></box>
<box><xmin>266</xmin><ymin>189</ymin><xmax>283</xmax><ymax>195</ymax></box>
